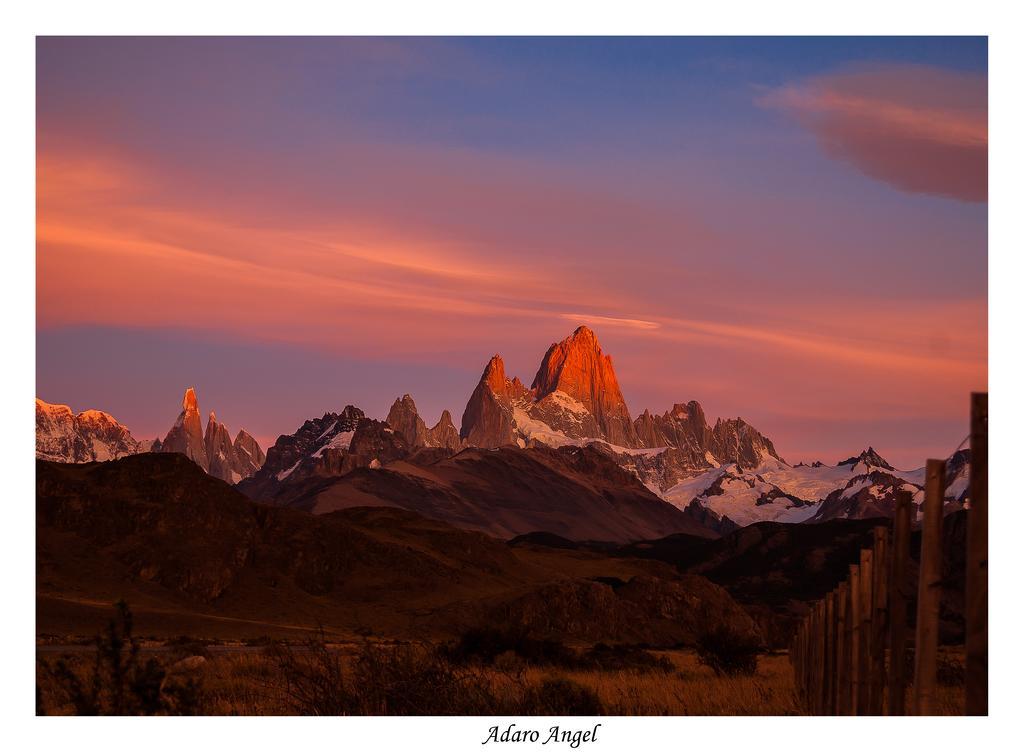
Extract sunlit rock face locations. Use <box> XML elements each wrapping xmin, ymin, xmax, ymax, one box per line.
<box><xmin>459</xmin><ymin>355</ymin><xmax>525</xmax><ymax>448</ymax></box>
<box><xmin>530</xmin><ymin>326</ymin><xmax>639</xmax><ymax>448</ymax></box>
<box><xmin>459</xmin><ymin>326</ymin><xmax>641</xmax><ymax>450</ymax></box>
<box><xmin>160</xmin><ymin>388</ymin><xmax>264</xmax><ymax>483</ymax></box>
<box><xmin>35</xmin><ymin>398</ymin><xmax>147</xmax><ymax>462</ymax></box>
<box><xmin>161</xmin><ymin>387</ymin><xmax>210</xmax><ymax>471</ymax></box>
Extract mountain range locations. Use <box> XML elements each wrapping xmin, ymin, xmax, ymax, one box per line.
<box><xmin>36</xmin><ymin>325</ymin><xmax>970</xmax><ymax>537</ymax></box>
<box><xmin>36</xmin><ymin>388</ymin><xmax>264</xmax><ymax>484</ymax></box>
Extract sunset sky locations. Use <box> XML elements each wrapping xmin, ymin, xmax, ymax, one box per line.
<box><xmin>36</xmin><ymin>37</ymin><xmax>987</xmax><ymax>468</ymax></box>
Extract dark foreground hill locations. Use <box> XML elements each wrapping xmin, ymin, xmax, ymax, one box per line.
<box><xmin>278</xmin><ymin>445</ymin><xmax>717</xmax><ymax>543</ymax></box>
<box><xmin>608</xmin><ymin>513</ymin><xmax>968</xmax><ymax>647</ymax></box>
<box><xmin>36</xmin><ymin>455</ymin><xmax>751</xmax><ymax>646</ymax></box>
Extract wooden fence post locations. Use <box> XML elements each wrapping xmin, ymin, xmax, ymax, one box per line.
<box><xmin>887</xmin><ymin>490</ymin><xmax>913</xmax><ymax>715</ymax></box>
<box><xmin>913</xmin><ymin>458</ymin><xmax>946</xmax><ymax>715</ymax></box>
<box><xmin>836</xmin><ymin>581</ymin><xmax>849</xmax><ymax>715</ymax></box>
<box><xmin>806</xmin><ymin>605</ymin><xmax>816</xmax><ymax>712</ymax></box>
<box><xmin>849</xmin><ymin>563</ymin><xmax>861</xmax><ymax>715</ymax></box>
<box><xmin>857</xmin><ymin>547</ymin><xmax>873</xmax><ymax>714</ymax></box>
<box><xmin>814</xmin><ymin>601</ymin><xmax>825</xmax><ymax>714</ymax></box>
<box><xmin>824</xmin><ymin>590</ymin><xmax>835</xmax><ymax>715</ymax></box>
<box><xmin>966</xmin><ymin>392</ymin><xmax>988</xmax><ymax>715</ymax></box>
<box><xmin>799</xmin><ymin>625</ymin><xmax>805</xmax><ymax>704</ymax></box>
<box><xmin>799</xmin><ymin>613</ymin><xmax>809</xmax><ymax>706</ymax></box>
<box><xmin>870</xmin><ymin>525</ymin><xmax>888</xmax><ymax>714</ymax></box>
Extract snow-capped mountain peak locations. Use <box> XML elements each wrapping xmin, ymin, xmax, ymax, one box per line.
<box><xmin>36</xmin><ymin>398</ymin><xmax>146</xmax><ymax>463</ymax></box>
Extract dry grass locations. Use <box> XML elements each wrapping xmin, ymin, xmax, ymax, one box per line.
<box><xmin>37</xmin><ymin>643</ymin><xmax>968</xmax><ymax>716</ymax></box>
<box><xmin>38</xmin><ymin>645</ymin><xmax>800</xmax><ymax>716</ymax></box>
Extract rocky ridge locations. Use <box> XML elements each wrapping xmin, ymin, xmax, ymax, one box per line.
<box><xmin>159</xmin><ymin>388</ymin><xmax>264</xmax><ymax>484</ymax></box>
<box><xmin>35</xmin><ymin>398</ymin><xmax>153</xmax><ymax>463</ymax></box>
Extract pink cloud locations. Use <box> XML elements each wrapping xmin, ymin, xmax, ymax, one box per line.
<box><xmin>762</xmin><ymin>64</ymin><xmax>987</xmax><ymax>202</ymax></box>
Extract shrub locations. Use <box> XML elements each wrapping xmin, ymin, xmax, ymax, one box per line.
<box><xmin>269</xmin><ymin>635</ymin><xmax>504</xmax><ymax>715</ymax></box>
<box><xmin>695</xmin><ymin>625</ymin><xmax>760</xmax><ymax>677</ymax></box>
<box><xmin>521</xmin><ymin>678</ymin><xmax>604</xmax><ymax>715</ymax></box>
<box><xmin>266</xmin><ymin>632</ymin><xmax>351</xmax><ymax>715</ymax></box>
<box><xmin>41</xmin><ymin>601</ymin><xmax>203</xmax><ymax>715</ymax></box>
<box><xmin>582</xmin><ymin>643</ymin><xmax>673</xmax><ymax>673</ymax></box>
<box><xmin>441</xmin><ymin>627</ymin><xmax>576</xmax><ymax>668</ymax></box>
<box><xmin>351</xmin><ymin>641</ymin><xmax>500</xmax><ymax>714</ymax></box>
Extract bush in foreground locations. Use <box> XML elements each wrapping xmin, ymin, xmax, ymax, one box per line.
<box><xmin>695</xmin><ymin>625</ymin><xmax>760</xmax><ymax>677</ymax></box>
<box><xmin>39</xmin><ymin>601</ymin><xmax>203</xmax><ymax>715</ymax></box>
<box><xmin>521</xmin><ymin>678</ymin><xmax>604</xmax><ymax>715</ymax></box>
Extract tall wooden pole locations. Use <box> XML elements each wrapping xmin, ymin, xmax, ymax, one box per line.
<box><xmin>824</xmin><ymin>590</ymin><xmax>835</xmax><ymax>715</ymax></box>
<box><xmin>791</xmin><ymin>627</ymin><xmax>800</xmax><ymax>705</ymax></box>
<box><xmin>819</xmin><ymin>602</ymin><xmax>827</xmax><ymax>717</ymax></box>
<box><xmin>849</xmin><ymin>563</ymin><xmax>861</xmax><ymax>715</ymax></box>
<box><xmin>804</xmin><ymin>613</ymin><xmax>812</xmax><ymax>707</ymax></box>
<box><xmin>966</xmin><ymin>392</ymin><xmax>988</xmax><ymax>715</ymax></box>
<box><xmin>870</xmin><ymin>526</ymin><xmax>889</xmax><ymax>714</ymax></box>
<box><xmin>808</xmin><ymin>605</ymin><xmax>817</xmax><ymax>713</ymax></box>
<box><xmin>913</xmin><ymin>459</ymin><xmax>946</xmax><ymax>715</ymax></box>
<box><xmin>857</xmin><ymin>548</ymin><xmax>873</xmax><ymax>714</ymax></box>
<box><xmin>836</xmin><ymin>581</ymin><xmax>849</xmax><ymax>715</ymax></box>
<box><xmin>799</xmin><ymin>613</ymin><xmax>809</xmax><ymax>706</ymax></box>
<box><xmin>887</xmin><ymin>490</ymin><xmax>913</xmax><ymax>715</ymax></box>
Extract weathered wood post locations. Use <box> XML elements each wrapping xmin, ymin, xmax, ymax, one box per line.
<box><xmin>849</xmin><ymin>563</ymin><xmax>861</xmax><ymax>715</ymax></box>
<box><xmin>824</xmin><ymin>591</ymin><xmax>835</xmax><ymax>715</ymax></box>
<box><xmin>857</xmin><ymin>547</ymin><xmax>873</xmax><ymax>713</ymax></box>
<box><xmin>803</xmin><ymin>608</ymin><xmax>812</xmax><ymax>711</ymax></box>
<box><xmin>966</xmin><ymin>392</ymin><xmax>988</xmax><ymax>715</ymax></box>
<box><xmin>913</xmin><ymin>458</ymin><xmax>946</xmax><ymax>715</ymax></box>
<box><xmin>870</xmin><ymin>525</ymin><xmax>888</xmax><ymax>714</ymax></box>
<box><xmin>794</xmin><ymin>618</ymin><xmax>802</xmax><ymax>704</ymax></box>
<box><xmin>791</xmin><ymin>626</ymin><xmax>801</xmax><ymax>704</ymax></box>
<box><xmin>813</xmin><ymin>601</ymin><xmax>825</xmax><ymax>714</ymax></box>
<box><xmin>836</xmin><ymin>580</ymin><xmax>850</xmax><ymax>715</ymax></box>
<box><xmin>887</xmin><ymin>490</ymin><xmax>913</xmax><ymax>715</ymax></box>
<box><xmin>811</xmin><ymin>606</ymin><xmax>819</xmax><ymax>713</ymax></box>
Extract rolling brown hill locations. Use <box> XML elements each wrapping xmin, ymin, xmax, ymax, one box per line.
<box><xmin>286</xmin><ymin>444</ymin><xmax>718</xmax><ymax>543</ymax></box>
<box><xmin>37</xmin><ymin>454</ymin><xmax>750</xmax><ymax>646</ymax></box>
<box><xmin>609</xmin><ymin>513</ymin><xmax>969</xmax><ymax>647</ymax></box>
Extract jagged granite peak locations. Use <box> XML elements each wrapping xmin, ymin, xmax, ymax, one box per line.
<box><xmin>260</xmin><ymin>405</ymin><xmax>365</xmax><ymax>477</ymax></box>
<box><xmin>837</xmin><ymin>447</ymin><xmax>894</xmax><ymax>472</ymax></box>
<box><xmin>625</xmin><ymin>401</ymin><xmax>783</xmax><ymax>493</ymax></box>
<box><xmin>634</xmin><ymin>400</ymin><xmax>713</xmax><ymax>454</ymax></box>
<box><xmin>460</xmin><ymin>355</ymin><xmax>521</xmax><ymax>448</ymax></box>
<box><xmin>427</xmin><ymin>409</ymin><xmax>462</xmax><ymax>451</ymax></box>
<box><xmin>237</xmin><ymin>406</ymin><xmax>414</xmax><ymax>504</ymax></box>
<box><xmin>349</xmin><ymin>417</ymin><xmax>411</xmax><ymax>464</ymax></box>
<box><xmin>204</xmin><ymin>410</ymin><xmax>236</xmax><ymax>483</ymax></box>
<box><xmin>387</xmin><ymin>394</ymin><xmax>429</xmax><ymax>447</ymax></box>
<box><xmin>232</xmin><ymin>429</ymin><xmax>266</xmax><ymax>480</ymax></box>
<box><xmin>160</xmin><ymin>387</ymin><xmax>210</xmax><ymax>471</ymax></box>
<box><xmin>460</xmin><ymin>328</ymin><xmax>644</xmax><ymax>449</ymax></box>
<box><xmin>388</xmin><ymin>394</ymin><xmax>463</xmax><ymax>451</ymax></box>
<box><xmin>159</xmin><ymin>389</ymin><xmax>263</xmax><ymax>483</ymax></box>
<box><xmin>710</xmin><ymin>417</ymin><xmax>783</xmax><ymax>470</ymax></box>
<box><xmin>35</xmin><ymin>398</ymin><xmax>147</xmax><ymax>462</ymax></box>
<box><xmin>530</xmin><ymin>326</ymin><xmax>639</xmax><ymax>447</ymax></box>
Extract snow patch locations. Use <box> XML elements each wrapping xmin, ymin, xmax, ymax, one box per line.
<box><xmin>276</xmin><ymin>459</ymin><xmax>302</xmax><ymax>481</ymax></box>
